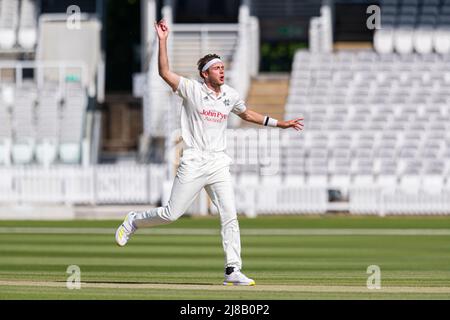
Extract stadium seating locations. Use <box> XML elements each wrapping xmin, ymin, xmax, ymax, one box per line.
<box><xmin>0</xmin><ymin>10</ymin><xmax>102</xmax><ymax>166</ymax></box>
<box><xmin>0</xmin><ymin>0</ymin><xmax>38</xmax><ymax>50</ymax></box>
<box><xmin>10</xmin><ymin>84</ymin><xmax>35</xmax><ymax>164</ymax></box>
<box><xmin>35</xmin><ymin>85</ymin><xmax>59</xmax><ymax>165</ymax></box>
<box><xmin>18</xmin><ymin>0</ymin><xmax>38</xmax><ymax>49</ymax></box>
<box><xmin>278</xmin><ymin>49</ymin><xmax>450</xmax><ymax>213</ymax></box>
<box><xmin>375</xmin><ymin>0</ymin><xmax>450</xmax><ymax>54</ymax></box>
<box><xmin>226</xmin><ymin>48</ymin><xmax>450</xmax><ymax>213</ymax></box>
<box><xmin>308</xmin><ymin>3</ymin><xmax>333</xmax><ymax>53</ymax></box>
<box><xmin>59</xmin><ymin>83</ymin><xmax>88</xmax><ymax>164</ymax></box>
<box><xmin>0</xmin><ymin>78</ymin><xmax>88</xmax><ymax>165</ymax></box>
<box><xmin>0</xmin><ymin>0</ymin><xmax>19</xmax><ymax>49</ymax></box>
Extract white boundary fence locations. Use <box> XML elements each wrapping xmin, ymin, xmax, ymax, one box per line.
<box><xmin>349</xmin><ymin>186</ymin><xmax>450</xmax><ymax>216</ymax></box>
<box><xmin>0</xmin><ymin>164</ymin><xmax>166</xmax><ymax>205</ymax></box>
<box><xmin>1</xmin><ymin>164</ymin><xmax>450</xmax><ymax>216</ymax></box>
<box><xmin>0</xmin><ymin>164</ymin><xmax>328</xmax><ymax>216</ymax></box>
<box><xmin>233</xmin><ymin>185</ymin><xmax>328</xmax><ymax>217</ymax></box>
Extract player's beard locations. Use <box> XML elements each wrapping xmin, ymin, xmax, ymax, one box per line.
<box><xmin>207</xmin><ymin>77</ymin><xmax>224</xmax><ymax>88</ymax></box>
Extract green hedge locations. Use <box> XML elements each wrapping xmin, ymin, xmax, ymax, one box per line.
<box><xmin>260</xmin><ymin>41</ymin><xmax>308</xmax><ymax>72</ymax></box>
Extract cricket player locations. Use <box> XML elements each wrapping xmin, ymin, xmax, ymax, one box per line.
<box><xmin>115</xmin><ymin>19</ymin><xmax>303</xmax><ymax>286</ymax></box>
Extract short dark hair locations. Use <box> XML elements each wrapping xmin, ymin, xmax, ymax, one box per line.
<box><xmin>197</xmin><ymin>54</ymin><xmax>221</xmax><ymax>79</ymax></box>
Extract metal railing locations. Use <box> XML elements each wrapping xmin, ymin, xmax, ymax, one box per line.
<box><xmin>0</xmin><ymin>60</ymin><xmax>88</xmax><ymax>90</ymax></box>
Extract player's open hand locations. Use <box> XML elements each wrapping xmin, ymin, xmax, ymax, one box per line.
<box><xmin>154</xmin><ymin>19</ymin><xmax>169</xmax><ymax>40</ymax></box>
<box><xmin>278</xmin><ymin>117</ymin><xmax>304</xmax><ymax>131</ymax></box>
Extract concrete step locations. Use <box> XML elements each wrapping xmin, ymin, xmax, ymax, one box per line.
<box><xmin>246</xmin><ymin>104</ymin><xmax>285</xmax><ymax>112</ymax></box>
<box><xmin>247</xmin><ymin>96</ymin><xmax>287</xmax><ymax>105</ymax></box>
<box><xmin>249</xmin><ymin>78</ymin><xmax>289</xmax><ymax>89</ymax></box>
<box><xmin>249</xmin><ymin>87</ymin><xmax>289</xmax><ymax>96</ymax></box>
<box><xmin>249</xmin><ymin>85</ymin><xmax>289</xmax><ymax>92</ymax></box>
<box><xmin>241</xmin><ymin>77</ymin><xmax>289</xmax><ymax>127</ymax></box>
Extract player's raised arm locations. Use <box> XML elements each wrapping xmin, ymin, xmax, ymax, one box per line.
<box><xmin>238</xmin><ymin>109</ymin><xmax>304</xmax><ymax>131</ymax></box>
<box><xmin>154</xmin><ymin>19</ymin><xmax>180</xmax><ymax>91</ymax></box>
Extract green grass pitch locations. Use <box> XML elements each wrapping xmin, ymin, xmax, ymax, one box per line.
<box><xmin>1</xmin><ymin>215</ymin><xmax>450</xmax><ymax>299</ymax></box>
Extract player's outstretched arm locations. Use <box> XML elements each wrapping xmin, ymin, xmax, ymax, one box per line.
<box><xmin>238</xmin><ymin>109</ymin><xmax>304</xmax><ymax>131</ymax></box>
<box><xmin>154</xmin><ymin>19</ymin><xmax>180</xmax><ymax>91</ymax></box>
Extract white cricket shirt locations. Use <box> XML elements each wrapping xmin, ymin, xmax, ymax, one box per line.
<box><xmin>174</xmin><ymin>76</ymin><xmax>247</xmax><ymax>182</ymax></box>
<box><xmin>175</xmin><ymin>76</ymin><xmax>247</xmax><ymax>152</ymax></box>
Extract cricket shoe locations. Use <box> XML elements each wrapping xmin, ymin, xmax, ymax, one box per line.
<box><xmin>223</xmin><ymin>267</ymin><xmax>255</xmax><ymax>286</ymax></box>
<box><xmin>115</xmin><ymin>212</ymin><xmax>137</xmax><ymax>247</ymax></box>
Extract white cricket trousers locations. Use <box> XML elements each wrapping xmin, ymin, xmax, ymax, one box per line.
<box><xmin>132</xmin><ymin>150</ymin><xmax>242</xmax><ymax>270</ymax></box>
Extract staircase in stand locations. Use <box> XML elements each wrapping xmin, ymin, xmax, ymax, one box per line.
<box><xmin>241</xmin><ymin>73</ymin><xmax>289</xmax><ymax>127</ymax></box>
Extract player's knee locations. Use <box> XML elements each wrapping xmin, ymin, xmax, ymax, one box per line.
<box><xmin>165</xmin><ymin>213</ymin><xmax>178</xmax><ymax>223</ymax></box>
<box><xmin>162</xmin><ymin>204</ymin><xmax>179</xmax><ymax>223</ymax></box>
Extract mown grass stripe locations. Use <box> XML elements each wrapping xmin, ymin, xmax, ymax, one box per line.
<box><xmin>0</xmin><ymin>217</ymin><xmax>449</xmax><ymax>299</ymax></box>
<box><xmin>1</xmin><ymin>227</ymin><xmax>450</xmax><ymax>236</ymax></box>
<box><xmin>2</xmin><ymin>280</ymin><xmax>450</xmax><ymax>294</ymax></box>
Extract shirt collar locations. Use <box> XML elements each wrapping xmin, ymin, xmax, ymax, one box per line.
<box><xmin>202</xmin><ymin>82</ymin><xmax>223</xmax><ymax>99</ymax></box>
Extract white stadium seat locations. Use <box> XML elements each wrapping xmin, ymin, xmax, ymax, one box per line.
<box><xmin>12</xmin><ymin>142</ymin><xmax>34</xmax><ymax>164</ymax></box>
<box><xmin>59</xmin><ymin>143</ymin><xmax>81</xmax><ymax>164</ymax></box>
<box><xmin>413</xmin><ymin>27</ymin><xmax>434</xmax><ymax>54</ymax></box>
<box><xmin>18</xmin><ymin>0</ymin><xmax>38</xmax><ymax>49</ymax></box>
<box><xmin>374</xmin><ymin>29</ymin><xmax>395</xmax><ymax>54</ymax></box>
<box><xmin>0</xmin><ymin>0</ymin><xmax>19</xmax><ymax>49</ymax></box>
<box><xmin>394</xmin><ymin>27</ymin><xmax>415</xmax><ymax>54</ymax></box>
<box><xmin>433</xmin><ymin>27</ymin><xmax>450</xmax><ymax>54</ymax></box>
<box><xmin>35</xmin><ymin>141</ymin><xmax>58</xmax><ymax>165</ymax></box>
<box><xmin>1</xmin><ymin>85</ymin><xmax>15</xmax><ymax>106</ymax></box>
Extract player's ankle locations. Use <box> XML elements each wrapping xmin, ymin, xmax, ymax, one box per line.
<box><xmin>225</xmin><ymin>267</ymin><xmax>236</xmax><ymax>275</ymax></box>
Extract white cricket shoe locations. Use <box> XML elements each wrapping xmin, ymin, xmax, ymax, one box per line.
<box><xmin>223</xmin><ymin>268</ymin><xmax>256</xmax><ymax>286</ymax></box>
<box><xmin>115</xmin><ymin>212</ymin><xmax>137</xmax><ymax>247</ymax></box>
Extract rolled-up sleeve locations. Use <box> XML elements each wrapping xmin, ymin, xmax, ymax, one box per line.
<box><xmin>231</xmin><ymin>98</ymin><xmax>247</xmax><ymax>115</ymax></box>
